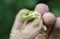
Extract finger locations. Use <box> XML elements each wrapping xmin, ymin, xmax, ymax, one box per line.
<box><xmin>49</xmin><ymin>17</ymin><xmax>60</xmax><ymax>39</ymax></box>
<box><xmin>42</xmin><ymin>12</ymin><xmax>56</xmax><ymax>27</ymax></box>
<box><xmin>55</xmin><ymin>17</ymin><xmax>60</xmax><ymax>29</ymax></box>
<box><xmin>12</xmin><ymin>9</ymin><xmax>29</xmax><ymax>30</ymax></box>
<box><xmin>35</xmin><ymin>3</ymin><xmax>49</xmax><ymax>15</ymax></box>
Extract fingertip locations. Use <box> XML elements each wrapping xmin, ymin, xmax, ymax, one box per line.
<box><xmin>35</xmin><ymin>3</ymin><xmax>49</xmax><ymax>14</ymax></box>
<box><xmin>43</xmin><ymin>12</ymin><xmax>56</xmax><ymax>27</ymax></box>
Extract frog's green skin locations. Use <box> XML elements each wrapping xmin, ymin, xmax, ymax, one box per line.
<box><xmin>21</xmin><ymin>10</ymin><xmax>47</xmax><ymax>34</ymax></box>
<box><xmin>21</xmin><ymin>11</ymin><xmax>41</xmax><ymax>26</ymax></box>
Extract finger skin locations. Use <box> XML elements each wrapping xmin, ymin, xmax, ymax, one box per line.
<box><xmin>43</xmin><ymin>12</ymin><xmax>56</xmax><ymax>26</ymax></box>
<box><xmin>55</xmin><ymin>17</ymin><xmax>60</xmax><ymax>29</ymax></box>
<box><xmin>35</xmin><ymin>3</ymin><xmax>49</xmax><ymax>15</ymax></box>
<box><xmin>12</xmin><ymin>9</ymin><xmax>29</xmax><ymax>30</ymax></box>
<box><xmin>49</xmin><ymin>17</ymin><xmax>60</xmax><ymax>39</ymax></box>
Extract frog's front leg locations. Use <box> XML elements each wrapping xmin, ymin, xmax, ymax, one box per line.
<box><xmin>33</xmin><ymin>16</ymin><xmax>41</xmax><ymax>27</ymax></box>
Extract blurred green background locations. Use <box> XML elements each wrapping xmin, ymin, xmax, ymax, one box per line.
<box><xmin>0</xmin><ymin>0</ymin><xmax>60</xmax><ymax>39</ymax></box>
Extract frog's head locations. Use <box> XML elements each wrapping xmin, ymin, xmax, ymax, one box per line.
<box><xmin>21</xmin><ymin>11</ymin><xmax>35</xmax><ymax>20</ymax></box>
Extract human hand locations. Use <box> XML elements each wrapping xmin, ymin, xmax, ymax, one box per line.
<box><xmin>10</xmin><ymin>3</ymin><xmax>60</xmax><ymax>39</ymax></box>
<box><xmin>10</xmin><ymin>8</ymin><xmax>43</xmax><ymax>39</ymax></box>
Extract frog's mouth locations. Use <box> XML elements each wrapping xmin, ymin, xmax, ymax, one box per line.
<box><xmin>26</xmin><ymin>18</ymin><xmax>35</xmax><ymax>24</ymax></box>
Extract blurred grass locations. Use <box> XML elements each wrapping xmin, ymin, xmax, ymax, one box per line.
<box><xmin>0</xmin><ymin>0</ymin><xmax>60</xmax><ymax>39</ymax></box>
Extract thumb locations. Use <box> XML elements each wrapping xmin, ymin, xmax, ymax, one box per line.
<box><xmin>10</xmin><ymin>9</ymin><xmax>29</xmax><ymax>38</ymax></box>
<box><xmin>11</xmin><ymin>9</ymin><xmax>29</xmax><ymax>33</ymax></box>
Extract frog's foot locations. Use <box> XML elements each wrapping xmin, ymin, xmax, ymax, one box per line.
<box><xmin>33</xmin><ymin>22</ymin><xmax>39</xmax><ymax>27</ymax></box>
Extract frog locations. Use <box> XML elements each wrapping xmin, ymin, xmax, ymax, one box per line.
<box><xmin>20</xmin><ymin>10</ymin><xmax>47</xmax><ymax>35</ymax></box>
<box><xmin>21</xmin><ymin>10</ymin><xmax>41</xmax><ymax>26</ymax></box>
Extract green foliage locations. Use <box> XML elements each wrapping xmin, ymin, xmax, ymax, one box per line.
<box><xmin>48</xmin><ymin>0</ymin><xmax>60</xmax><ymax>17</ymax></box>
<box><xmin>0</xmin><ymin>0</ymin><xmax>60</xmax><ymax>39</ymax></box>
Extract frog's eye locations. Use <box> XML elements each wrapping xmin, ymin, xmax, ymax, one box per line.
<box><xmin>25</xmin><ymin>13</ymin><xmax>29</xmax><ymax>15</ymax></box>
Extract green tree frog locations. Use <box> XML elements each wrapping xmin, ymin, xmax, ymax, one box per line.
<box><xmin>21</xmin><ymin>11</ymin><xmax>41</xmax><ymax>26</ymax></box>
<box><xmin>20</xmin><ymin>10</ymin><xmax>47</xmax><ymax>35</ymax></box>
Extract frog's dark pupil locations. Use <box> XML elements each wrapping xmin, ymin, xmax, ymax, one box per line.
<box><xmin>25</xmin><ymin>13</ymin><xmax>28</xmax><ymax>15</ymax></box>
